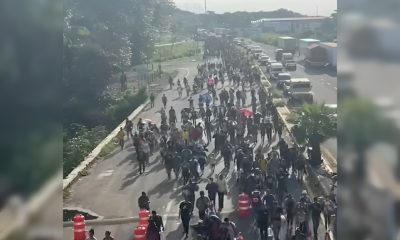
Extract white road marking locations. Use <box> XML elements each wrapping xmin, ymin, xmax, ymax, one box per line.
<box><xmin>162</xmin><ymin>200</ymin><xmax>174</xmax><ymax>227</ymax></box>
<box><xmin>97</xmin><ymin>170</ymin><xmax>114</xmax><ymax>179</ymax></box>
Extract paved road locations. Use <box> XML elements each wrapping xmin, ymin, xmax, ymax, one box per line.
<box><xmin>251</xmin><ymin>41</ymin><xmax>338</xmax><ymax>169</ymax></box>
<box><xmin>63</xmin><ymin>59</ymin><xmax>332</xmax><ymax>240</ymax></box>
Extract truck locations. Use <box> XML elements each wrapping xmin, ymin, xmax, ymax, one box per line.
<box><xmin>299</xmin><ymin>38</ymin><xmax>320</xmax><ymax>56</ymax></box>
<box><xmin>278</xmin><ymin>36</ymin><xmax>297</xmax><ymax>54</ymax></box>
<box><xmin>319</xmin><ymin>42</ymin><xmax>337</xmax><ymax>68</ymax></box>
<box><xmin>268</xmin><ymin>62</ymin><xmax>284</xmax><ymax>80</ymax></box>
<box><xmin>281</xmin><ymin>53</ymin><xmax>297</xmax><ymax>71</ymax></box>
<box><xmin>284</xmin><ymin>78</ymin><xmax>314</xmax><ymax>104</ymax></box>
<box><xmin>304</xmin><ymin>44</ymin><xmax>329</xmax><ymax>67</ymax></box>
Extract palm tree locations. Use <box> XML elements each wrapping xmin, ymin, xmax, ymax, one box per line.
<box><xmin>292</xmin><ymin>103</ymin><xmax>337</xmax><ymax>166</ymax></box>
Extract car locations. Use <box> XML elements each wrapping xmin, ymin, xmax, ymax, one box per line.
<box><xmin>268</xmin><ymin>62</ymin><xmax>284</xmax><ymax>80</ymax></box>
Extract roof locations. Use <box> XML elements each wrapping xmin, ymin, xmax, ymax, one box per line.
<box><xmin>279</xmin><ymin>36</ymin><xmax>294</xmax><ymax>40</ymax></box>
<box><xmin>320</xmin><ymin>42</ymin><xmax>337</xmax><ymax>48</ymax></box>
<box><xmin>299</xmin><ymin>38</ymin><xmax>320</xmax><ymax>42</ymax></box>
<box><xmin>251</xmin><ymin>16</ymin><xmax>327</xmax><ymax>24</ymax></box>
<box><xmin>307</xmin><ymin>43</ymin><xmax>323</xmax><ymax>49</ymax></box>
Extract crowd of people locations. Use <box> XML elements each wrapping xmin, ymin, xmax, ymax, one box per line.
<box><xmin>105</xmin><ymin>37</ymin><xmax>337</xmax><ymax>240</ymax></box>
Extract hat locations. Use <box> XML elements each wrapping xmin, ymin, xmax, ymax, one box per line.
<box><xmin>302</xmin><ymin>190</ymin><xmax>307</xmax><ymax>195</ymax></box>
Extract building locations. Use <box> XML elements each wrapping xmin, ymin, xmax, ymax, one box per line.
<box><xmin>299</xmin><ymin>38</ymin><xmax>320</xmax><ymax>56</ymax></box>
<box><xmin>251</xmin><ymin>17</ymin><xmax>327</xmax><ymax>34</ymax></box>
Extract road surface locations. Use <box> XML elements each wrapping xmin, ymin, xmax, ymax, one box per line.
<box><xmin>63</xmin><ymin>58</ymin><xmax>332</xmax><ymax>240</ymax></box>
<box><xmin>251</xmin><ymin>41</ymin><xmax>337</xmax><ymax>169</ymax></box>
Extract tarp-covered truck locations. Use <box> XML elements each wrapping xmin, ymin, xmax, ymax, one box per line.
<box><xmin>304</xmin><ymin>44</ymin><xmax>328</xmax><ymax>67</ymax></box>
<box><xmin>319</xmin><ymin>42</ymin><xmax>337</xmax><ymax>68</ymax></box>
<box><xmin>278</xmin><ymin>36</ymin><xmax>297</xmax><ymax>54</ymax></box>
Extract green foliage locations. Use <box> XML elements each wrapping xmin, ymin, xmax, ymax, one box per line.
<box><xmin>291</xmin><ymin>104</ymin><xmax>337</xmax><ymax>144</ymax></box>
<box><xmin>252</xmin><ymin>33</ymin><xmax>281</xmax><ymax>46</ymax></box>
<box><xmin>154</xmin><ymin>42</ymin><xmax>201</xmax><ymax>62</ymax></box>
<box><xmin>63</xmin><ymin>124</ymin><xmax>108</xmax><ymax>177</ymax></box>
<box><xmin>106</xmin><ymin>88</ymin><xmax>148</xmax><ymax>128</ymax></box>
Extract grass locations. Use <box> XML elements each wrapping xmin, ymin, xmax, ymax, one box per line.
<box><xmin>99</xmin><ymin>139</ymin><xmax>119</xmax><ymax>158</ymax></box>
<box><xmin>153</xmin><ymin>42</ymin><xmax>202</xmax><ymax>62</ymax></box>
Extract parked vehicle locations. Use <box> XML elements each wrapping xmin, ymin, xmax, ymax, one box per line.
<box><xmin>281</xmin><ymin>53</ymin><xmax>297</xmax><ymax>71</ymax></box>
<box><xmin>319</xmin><ymin>42</ymin><xmax>337</xmax><ymax>68</ymax></box>
<box><xmin>276</xmin><ymin>72</ymin><xmax>291</xmax><ymax>89</ymax></box>
<box><xmin>268</xmin><ymin>62</ymin><xmax>284</xmax><ymax>80</ymax></box>
<box><xmin>284</xmin><ymin>78</ymin><xmax>314</xmax><ymax>103</ymax></box>
<box><xmin>258</xmin><ymin>54</ymin><xmax>270</xmax><ymax>66</ymax></box>
<box><xmin>304</xmin><ymin>44</ymin><xmax>328</xmax><ymax>67</ymax></box>
<box><xmin>275</xmin><ymin>48</ymin><xmax>283</xmax><ymax>61</ymax></box>
<box><xmin>278</xmin><ymin>36</ymin><xmax>297</xmax><ymax>54</ymax></box>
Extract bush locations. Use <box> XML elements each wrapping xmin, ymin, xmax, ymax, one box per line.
<box><xmin>63</xmin><ymin>88</ymin><xmax>148</xmax><ymax>177</ymax></box>
<box><xmin>63</xmin><ymin>124</ymin><xmax>108</xmax><ymax>177</ymax></box>
<box><xmin>106</xmin><ymin>88</ymin><xmax>148</xmax><ymax>128</ymax></box>
<box><xmin>252</xmin><ymin>33</ymin><xmax>281</xmax><ymax>46</ymax></box>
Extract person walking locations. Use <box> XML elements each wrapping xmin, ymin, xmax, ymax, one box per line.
<box><xmin>195</xmin><ymin>191</ymin><xmax>210</xmax><ymax>220</ymax></box>
<box><xmin>208</xmin><ymin>153</ymin><xmax>216</xmax><ymax>174</ymax></box>
<box><xmin>205</xmin><ymin>178</ymin><xmax>218</xmax><ymax>207</ymax></box>
<box><xmin>116</xmin><ymin>127</ymin><xmax>125</xmax><ymax>150</ymax></box>
<box><xmin>125</xmin><ymin>118</ymin><xmax>133</xmax><ymax>139</ymax></box>
<box><xmin>257</xmin><ymin>208</ymin><xmax>270</xmax><ymax>239</ymax></box>
<box><xmin>217</xmin><ymin>174</ymin><xmax>228</xmax><ymax>212</ymax></box>
<box><xmin>87</xmin><ymin>228</ymin><xmax>97</xmax><ymax>240</ymax></box>
<box><xmin>149</xmin><ymin>210</ymin><xmax>164</xmax><ymax>232</ymax></box>
<box><xmin>276</xmin><ymin>121</ymin><xmax>283</xmax><ymax>139</ymax></box>
<box><xmin>179</xmin><ymin>199</ymin><xmax>192</xmax><ymax>238</ymax></box>
<box><xmin>266</xmin><ymin>120</ymin><xmax>273</xmax><ymax>144</ymax></box>
<box><xmin>162</xmin><ymin>94</ymin><xmax>167</xmax><ymax>108</ymax></box>
<box><xmin>138</xmin><ymin>192</ymin><xmax>150</xmax><ymax>210</ymax></box>
<box><xmin>323</xmin><ymin>197</ymin><xmax>335</xmax><ymax>231</ymax></box>
<box><xmin>137</xmin><ymin>151</ymin><xmax>146</xmax><ymax>174</ymax></box>
<box><xmin>103</xmin><ymin>231</ymin><xmax>114</xmax><ymax>240</ymax></box>
<box><xmin>311</xmin><ymin>197</ymin><xmax>323</xmax><ymax>239</ymax></box>
<box><xmin>260</xmin><ymin>119</ymin><xmax>266</xmax><ymax>145</ymax></box>
<box><xmin>150</xmin><ymin>92</ymin><xmax>155</xmax><ymax>108</ymax></box>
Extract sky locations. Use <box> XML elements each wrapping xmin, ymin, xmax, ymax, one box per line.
<box><xmin>173</xmin><ymin>0</ymin><xmax>337</xmax><ymax>16</ymax></box>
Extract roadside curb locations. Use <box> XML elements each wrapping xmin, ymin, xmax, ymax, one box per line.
<box><xmin>63</xmin><ymin>99</ymin><xmax>150</xmax><ymax>190</ymax></box>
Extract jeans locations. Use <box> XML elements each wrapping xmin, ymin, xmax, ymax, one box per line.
<box><xmin>312</xmin><ymin>215</ymin><xmax>320</xmax><ymax>236</ymax></box>
<box><xmin>181</xmin><ymin>217</ymin><xmax>190</xmax><ymax>235</ymax></box>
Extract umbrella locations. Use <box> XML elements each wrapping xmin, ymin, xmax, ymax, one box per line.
<box><xmin>202</xmin><ymin>93</ymin><xmax>213</xmax><ymax>103</ymax></box>
<box><xmin>240</xmin><ymin>108</ymin><xmax>253</xmax><ymax>117</ymax></box>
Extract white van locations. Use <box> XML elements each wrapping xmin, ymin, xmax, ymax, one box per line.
<box><xmin>268</xmin><ymin>63</ymin><xmax>284</xmax><ymax>80</ymax></box>
<box><xmin>284</xmin><ymin>78</ymin><xmax>314</xmax><ymax>103</ymax></box>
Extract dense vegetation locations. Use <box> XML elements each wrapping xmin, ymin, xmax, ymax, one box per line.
<box><xmin>63</xmin><ymin>0</ymin><xmax>172</xmax><ymax>177</ymax></box>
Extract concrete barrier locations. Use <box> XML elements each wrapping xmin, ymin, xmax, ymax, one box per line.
<box><xmin>63</xmin><ymin>100</ymin><xmax>150</xmax><ymax>190</ymax></box>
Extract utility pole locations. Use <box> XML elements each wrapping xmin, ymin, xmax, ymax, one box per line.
<box><xmin>204</xmin><ymin>0</ymin><xmax>207</xmax><ymax>13</ymax></box>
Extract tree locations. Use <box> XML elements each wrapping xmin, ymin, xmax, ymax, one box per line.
<box><xmin>292</xmin><ymin>104</ymin><xmax>337</xmax><ymax>166</ymax></box>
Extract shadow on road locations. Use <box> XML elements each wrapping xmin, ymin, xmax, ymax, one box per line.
<box><xmin>118</xmin><ymin>152</ymin><xmax>137</xmax><ymax>167</ymax></box>
<box><xmin>120</xmin><ymin>174</ymin><xmax>140</xmax><ymax>190</ymax></box>
<box><xmin>148</xmin><ymin>180</ymin><xmax>176</xmax><ymax>198</ymax></box>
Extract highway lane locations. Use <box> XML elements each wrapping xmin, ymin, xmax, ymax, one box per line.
<box><xmin>63</xmin><ymin>58</ymin><xmax>331</xmax><ymax>240</ymax></box>
<box><xmin>251</xmin><ymin>41</ymin><xmax>338</xmax><ymax>168</ymax></box>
